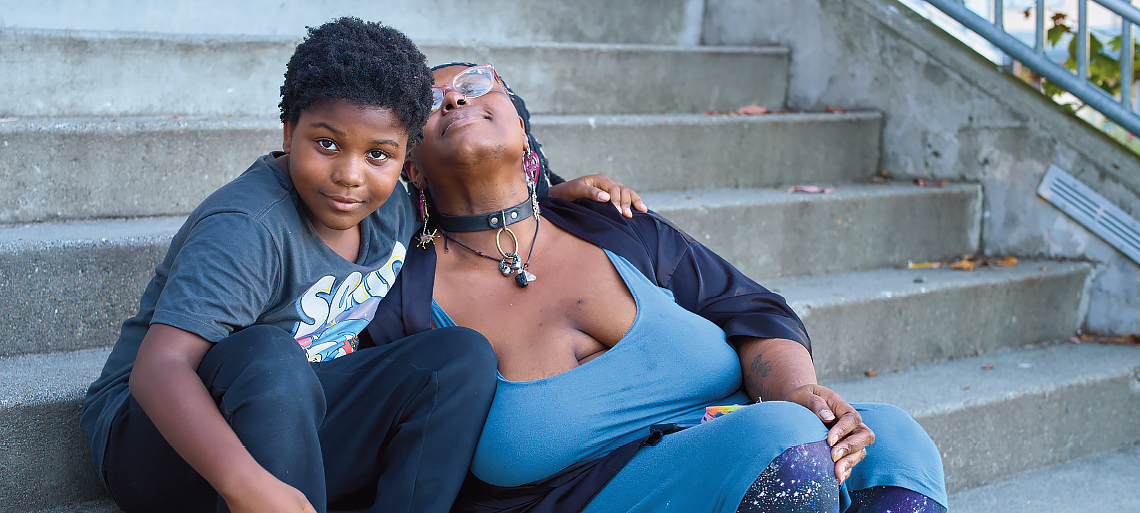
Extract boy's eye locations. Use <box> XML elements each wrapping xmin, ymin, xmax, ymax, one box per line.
<box><xmin>367</xmin><ymin>150</ymin><xmax>388</xmax><ymax>161</ymax></box>
<box><xmin>318</xmin><ymin>139</ymin><xmax>338</xmax><ymax>151</ymax></box>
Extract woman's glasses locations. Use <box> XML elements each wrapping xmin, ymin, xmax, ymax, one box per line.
<box><xmin>431</xmin><ymin>64</ymin><xmax>500</xmax><ymax>113</ymax></box>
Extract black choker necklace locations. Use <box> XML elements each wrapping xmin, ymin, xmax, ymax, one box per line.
<box><xmin>440</xmin><ymin>213</ymin><xmax>540</xmax><ymax>288</ymax></box>
<box><xmin>435</xmin><ymin>198</ymin><xmax>534</xmax><ymax>233</ymax></box>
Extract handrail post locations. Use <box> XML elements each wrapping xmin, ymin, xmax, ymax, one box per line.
<box><xmin>1125</xmin><ymin>1</ymin><xmax>1136</xmax><ymax>112</ymax></box>
<box><xmin>1079</xmin><ymin>0</ymin><xmax>1090</xmax><ymax>82</ymax></box>
<box><xmin>1036</xmin><ymin>0</ymin><xmax>1046</xmax><ymax>56</ymax></box>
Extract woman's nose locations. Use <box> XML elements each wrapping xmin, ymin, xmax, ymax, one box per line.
<box><xmin>440</xmin><ymin>88</ymin><xmax>468</xmax><ymax>112</ymax></box>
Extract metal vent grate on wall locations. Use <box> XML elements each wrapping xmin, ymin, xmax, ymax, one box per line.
<box><xmin>1037</xmin><ymin>164</ymin><xmax>1140</xmax><ymax>265</ymax></box>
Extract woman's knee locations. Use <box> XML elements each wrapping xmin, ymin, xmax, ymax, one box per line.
<box><xmin>856</xmin><ymin>403</ymin><xmax>938</xmax><ymax>455</ymax></box>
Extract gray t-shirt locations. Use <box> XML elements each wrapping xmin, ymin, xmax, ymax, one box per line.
<box><xmin>81</xmin><ymin>152</ymin><xmax>415</xmax><ymax>473</ymax></box>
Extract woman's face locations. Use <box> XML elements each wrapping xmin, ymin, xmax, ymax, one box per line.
<box><xmin>408</xmin><ymin>65</ymin><xmax>527</xmax><ymax>187</ymax></box>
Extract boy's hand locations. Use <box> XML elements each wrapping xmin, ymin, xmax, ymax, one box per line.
<box><xmin>549</xmin><ymin>174</ymin><xmax>648</xmax><ymax>218</ymax></box>
<box><xmin>222</xmin><ymin>470</ymin><xmax>317</xmax><ymax>513</ymax></box>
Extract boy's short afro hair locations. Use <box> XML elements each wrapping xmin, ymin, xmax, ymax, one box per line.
<box><xmin>279</xmin><ymin>17</ymin><xmax>433</xmax><ymax>146</ymax></box>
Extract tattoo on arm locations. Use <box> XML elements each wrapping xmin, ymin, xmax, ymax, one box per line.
<box><xmin>746</xmin><ymin>353</ymin><xmax>775</xmax><ymax>401</ymax></box>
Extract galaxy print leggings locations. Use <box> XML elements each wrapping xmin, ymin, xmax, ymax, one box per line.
<box><xmin>735</xmin><ymin>441</ymin><xmax>946</xmax><ymax>513</ymax></box>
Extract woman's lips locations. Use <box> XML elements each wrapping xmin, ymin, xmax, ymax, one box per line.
<box><xmin>440</xmin><ymin>109</ymin><xmax>488</xmax><ymax>136</ymax></box>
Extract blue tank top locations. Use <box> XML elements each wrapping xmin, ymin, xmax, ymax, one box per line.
<box><xmin>431</xmin><ymin>249</ymin><xmax>742</xmax><ymax>487</ymax></box>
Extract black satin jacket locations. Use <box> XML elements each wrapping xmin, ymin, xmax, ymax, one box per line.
<box><xmin>363</xmin><ymin>197</ymin><xmax>811</xmax><ymax>512</ymax></box>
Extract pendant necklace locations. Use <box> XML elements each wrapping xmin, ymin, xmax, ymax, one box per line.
<box><xmin>438</xmin><ymin>199</ymin><xmax>540</xmax><ymax>288</ymax></box>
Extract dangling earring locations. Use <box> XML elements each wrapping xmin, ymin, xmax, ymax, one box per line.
<box><xmin>416</xmin><ymin>187</ymin><xmax>439</xmax><ymax>249</ymax></box>
<box><xmin>523</xmin><ymin>146</ymin><xmax>541</xmax><ymax>220</ymax></box>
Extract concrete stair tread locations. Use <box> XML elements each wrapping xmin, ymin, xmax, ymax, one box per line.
<box><xmin>0</xmin><ymin>216</ymin><xmax>186</xmax><ymax>245</ymax></box>
<box><xmin>644</xmin><ymin>182</ymin><xmax>981</xmax><ymax>281</ymax></box>
<box><xmin>766</xmin><ymin>258</ymin><xmax>1088</xmax><ymax>307</ymax></box>
<box><xmin>829</xmin><ymin>342</ymin><xmax>1140</xmax><ymax>492</ymax></box>
<box><xmin>1</xmin><ymin>29</ymin><xmax>790</xmax><ymax>118</ymax></box>
<box><xmin>764</xmin><ymin>261</ymin><xmax>1091</xmax><ymax>381</ymax></box>
<box><xmin>0</xmin><ymin>347</ymin><xmax>111</xmax><ymax>408</ymax></box>
<box><xmin>825</xmin><ymin>342</ymin><xmax>1140</xmax><ymax>416</ymax></box>
<box><xmin>1</xmin><ymin>112</ymin><xmax>882</xmax><ymax>222</ymax></box>
<box><xmin>0</xmin><ymin>0</ymin><xmax>705</xmax><ymax>45</ymax></box>
<box><xmin>947</xmin><ymin>445</ymin><xmax>1140</xmax><ymax>512</ymax></box>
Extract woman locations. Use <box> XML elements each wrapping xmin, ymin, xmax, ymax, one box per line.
<box><xmin>366</xmin><ymin>63</ymin><xmax>947</xmax><ymax>513</ymax></box>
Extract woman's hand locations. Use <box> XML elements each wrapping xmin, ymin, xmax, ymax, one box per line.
<box><xmin>548</xmin><ymin>174</ymin><xmax>648</xmax><ymax>218</ymax></box>
<box><xmin>786</xmin><ymin>384</ymin><xmax>875</xmax><ymax>484</ymax></box>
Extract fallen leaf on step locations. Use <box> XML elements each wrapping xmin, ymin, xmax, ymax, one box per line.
<box><xmin>996</xmin><ymin>256</ymin><xmax>1018</xmax><ymax>266</ymax></box>
<box><xmin>826</xmin><ymin>105</ymin><xmax>845</xmax><ymax>113</ymax></box>
<box><xmin>949</xmin><ymin>259</ymin><xmax>976</xmax><ymax>271</ymax></box>
<box><xmin>735</xmin><ymin>104</ymin><xmax>770</xmax><ymax>115</ymax></box>
<box><xmin>864</xmin><ymin>370</ymin><xmax>879</xmax><ymax>377</ymax></box>
<box><xmin>788</xmin><ymin>185</ymin><xmax>838</xmax><ymax>194</ymax></box>
<box><xmin>705</xmin><ymin>105</ymin><xmax>770</xmax><ymax>116</ymax></box>
<box><xmin>906</xmin><ymin>261</ymin><xmax>943</xmax><ymax>269</ymax></box>
<box><xmin>982</xmin><ymin>365</ymin><xmax>994</xmax><ymax>370</ymax></box>
<box><xmin>914</xmin><ymin>179</ymin><xmax>950</xmax><ymax>188</ymax></box>
<box><xmin>962</xmin><ymin>386</ymin><xmax>971</xmax><ymax>390</ymax></box>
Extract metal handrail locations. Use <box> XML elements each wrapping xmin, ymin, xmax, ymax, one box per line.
<box><xmin>922</xmin><ymin>0</ymin><xmax>1140</xmax><ymax>136</ymax></box>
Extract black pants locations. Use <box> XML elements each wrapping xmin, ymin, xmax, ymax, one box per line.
<box><xmin>103</xmin><ymin>325</ymin><xmax>497</xmax><ymax>513</ymax></box>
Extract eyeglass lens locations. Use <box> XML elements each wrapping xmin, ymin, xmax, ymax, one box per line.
<box><xmin>431</xmin><ymin>66</ymin><xmax>496</xmax><ymax>113</ymax></box>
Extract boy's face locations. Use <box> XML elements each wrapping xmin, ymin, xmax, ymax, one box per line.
<box><xmin>282</xmin><ymin>100</ymin><xmax>408</xmax><ymax>239</ymax></box>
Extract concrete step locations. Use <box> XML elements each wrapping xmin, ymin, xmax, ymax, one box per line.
<box><xmin>1</xmin><ymin>347</ymin><xmax>113</xmax><ymax>511</ymax></box>
<box><xmin>533</xmin><ymin>112</ymin><xmax>881</xmax><ymax>193</ymax></box>
<box><xmin>768</xmin><ymin>261</ymin><xmax>1093</xmax><ymax>381</ymax></box>
<box><xmin>10</xmin><ymin>337</ymin><xmax>1136</xmax><ymax>510</ymax></box>
<box><xmin>947</xmin><ymin>445</ymin><xmax>1140</xmax><ymax>512</ymax></box>
<box><xmin>2</xmin><ymin>181</ymin><xmax>964</xmax><ymax>360</ymax></box>
<box><xmin>0</xmin><ymin>216</ymin><xmax>181</xmax><ymax>357</ymax></box>
<box><xmin>0</xmin><ymin>112</ymin><xmax>880</xmax><ymax>223</ymax></box>
<box><xmin>0</xmin><ymin>29</ymin><xmax>787</xmax><ymax>117</ymax></box>
<box><xmin>645</xmin><ymin>182</ymin><xmax>981</xmax><ymax>281</ymax></box>
<box><xmin>827</xmin><ymin>342</ymin><xmax>1140</xmax><ymax>493</ymax></box>
<box><xmin>0</xmin><ymin>0</ymin><xmax>704</xmax><ymax>45</ymax></box>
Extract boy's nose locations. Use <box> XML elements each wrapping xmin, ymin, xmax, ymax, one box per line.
<box><xmin>331</xmin><ymin>158</ymin><xmax>364</xmax><ymax>187</ymax></box>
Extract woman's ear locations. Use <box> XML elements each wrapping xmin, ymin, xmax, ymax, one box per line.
<box><xmin>404</xmin><ymin>158</ymin><xmax>426</xmax><ymax>189</ymax></box>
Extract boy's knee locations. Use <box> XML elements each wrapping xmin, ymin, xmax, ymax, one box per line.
<box><xmin>199</xmin><ymin>326</ymin><xmax>320</xmax><ymax>405</ymax></box>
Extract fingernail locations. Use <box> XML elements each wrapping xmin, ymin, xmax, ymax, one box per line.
<box><xmin>832</xmin><ymin>448</ymin><xmax>845</xmax><ymax>461</ymax></box>
<box><xmin>827</xmin><ymin>434</ymin><xmax>837</xmax><ymax>446</ymax></box>
<box><xmin>819</xmin><ymin>409</ymin><xmax>835</xmax><ymax>422</ymax></box>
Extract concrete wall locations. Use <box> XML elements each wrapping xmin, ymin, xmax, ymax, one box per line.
<box><xmin>702</xmin><ymin>0</ymin><xmax>1140</xmax><ymax>334</ymax></box>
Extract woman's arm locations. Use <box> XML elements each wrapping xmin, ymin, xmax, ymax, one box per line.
<box><xmin>131</xmin><ymin>323</ymin><xmax>316</xmax><ymax>513</ymax></box>
<box><xmin>734</xmin><ymin>336</ymin><xmax>875</xmax><ymax>484</ymax></box>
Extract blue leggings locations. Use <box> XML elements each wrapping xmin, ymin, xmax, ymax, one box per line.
<box><xmin>736</xmin><ymin>441</ymin><xmax>945</xmax><ymax>513</ymax></box>
<box><xmin>101</xmin><ymin>325</ymin><xmax>497</xmax><ymax>513</ymax></box>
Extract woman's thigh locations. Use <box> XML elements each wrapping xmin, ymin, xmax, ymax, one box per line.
<box><xmin>584</xmin><ymin>401</ymin><xmax>829</xmax><ymax>513</ymax></box>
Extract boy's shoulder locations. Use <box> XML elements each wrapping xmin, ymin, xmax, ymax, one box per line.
<box><xmin>190</xmin><ymin>153</ymin><xmax>297</xmax><ymax>223</ymax></box>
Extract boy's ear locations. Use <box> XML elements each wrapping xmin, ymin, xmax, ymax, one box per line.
<box><xmin>282</xmin><ymin>121</ymin><xmax>296</xmax><ymax>154</ymax></box>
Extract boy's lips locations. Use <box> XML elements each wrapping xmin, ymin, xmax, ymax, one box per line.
<box><xmin>325</xmin><ymin>194</ymin><xmax>364</xmax><ymax>211</ymax></box>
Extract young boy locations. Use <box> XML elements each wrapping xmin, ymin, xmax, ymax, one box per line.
<box><xmin>80</xmin><ymin>18</ymin><xmax>498</xmax><ymax>513</ymax></box>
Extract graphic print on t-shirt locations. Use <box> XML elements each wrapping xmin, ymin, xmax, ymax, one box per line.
<box><xmin>292</xmin><ymin>242</ymin><xmax>406</xmax><ymax>361</ymax></box>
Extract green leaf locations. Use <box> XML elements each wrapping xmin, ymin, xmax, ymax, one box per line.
<box><xmin>1048</xmin><ymin>25</ymin><xmax>1068</xmax><ymax>47</ymax></box>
